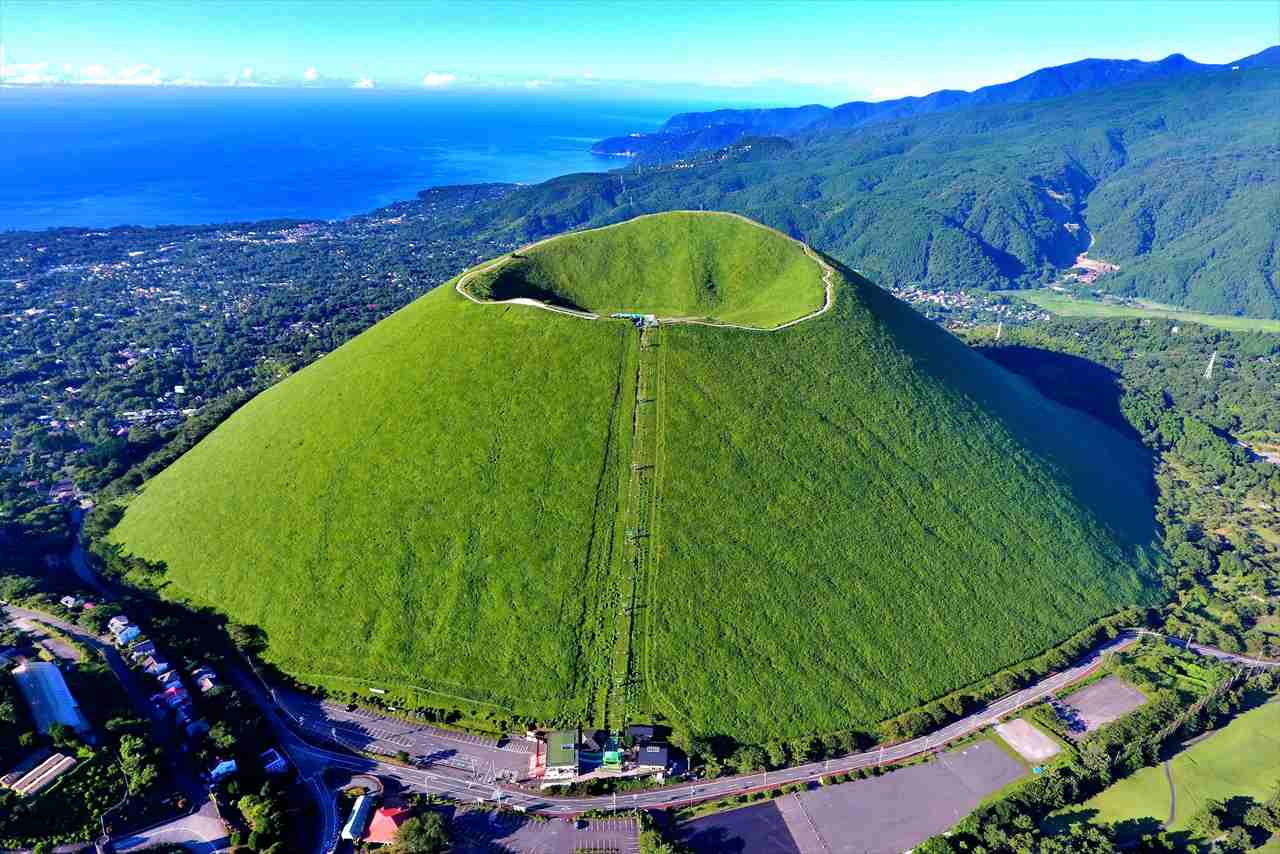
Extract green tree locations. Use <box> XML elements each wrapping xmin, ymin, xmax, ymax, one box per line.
<box><xmin>731</xmin><ymin>745</ymin><xmax>766</xmax><ymax>774</ymax></box>
<box><xmin>119</xmin><ymin>734</ymin><xmax>161</xmax><ymax>792</ymax></box>
<box><xmin>391</xmin><ymin>812</ymin><xmax>451</xmax><ymax>854</ymax></box>
<box><xmin>238</xmin><ymin>791</ymin><xmax>282</xmax><ymax>838</ymax></box>
<box><xmin>764</xmin><ymin>739</ymin><xmax>790</xmax><ymax>769</ymax></box>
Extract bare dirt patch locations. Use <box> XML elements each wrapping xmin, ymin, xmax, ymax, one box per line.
<box><xmin>995</xmin><ymin>718</ymin><xmax>1061</xmax><ymax>763</ymax></box>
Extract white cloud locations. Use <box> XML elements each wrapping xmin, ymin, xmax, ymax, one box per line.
<box><xmin>79</xmin><ymin>63</ymin><xmax>109</xmax><ymax>80</ymax></box>
<box><xmin>523</xmin><ymin>78</ymin><xmax>549</xmax><ymax>89</ymax></box>
<box><xmin>119</xmin><ymin>64</ymin><xmax>163</xmax><ymax>85</ymax></box>
<box><xmin>303</xmin><ymin>66</ymin><xmax>319</xmax><ymax>82</ymax></box>
<box><xmin>421</xmin><ymin>71</ymin><xmax>455</xmax><ymax>88</ymax></box>
<box><xmin>1</xmin><ymin>62</ymin><xmax>54</xmax><ymax>84</ymax></box>
<box><xmin>353</xmin><ymin>77</ymin><xmax>375</xmax><ymax>89</ymax></box>
<box><xmin>241</xmin><ymin>66</ymin><xmax>254</xmax><ymax>80</ymax></box>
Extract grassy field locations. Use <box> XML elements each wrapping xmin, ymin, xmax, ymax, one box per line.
<box><xmin>649</xmin><ymin>265</ymin><xmax>1161</xmax><ymax>740</ymax></box>
<box><xmin>112</xmin><ymin>212</ymin><xmax>1162</xmax><ymax>740</ymax></box>
<box><xmin>1011</xmin><ymin>290</ymin><xmax>1280</xmax><ymax>333</ymax></box>
<box><xmin>1078</xmin><ymin>699</ymin><xmax>1280</xmax><ymax>838</ymax></box>
<box><xmin>463</xmin><ymin>211</ymin><xmax>826</xmax><ymax>329</ymax></box>
<box><xmin>112</xmin><ymin>274</ymin><xmax>635</xmax><ymax>720</ymax></box>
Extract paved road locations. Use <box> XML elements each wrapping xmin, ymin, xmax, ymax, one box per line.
<box><xmin>249</xmin><ymin>629</ymin><xmax>1277</xmax><ymax>822</ymax></box>
<box><xmin>111</xmin><ymin>798</ymin><xmax>228</xmax><ymax>854</ymax></box>
<box><xmin>1</xmin><ymin>605</ymin><xmax>213</xmax><ymax>848</ymax></box>
<box><xmin>15</xmin><ymin>589</ymin><xmax>1278</xmax><ymax>852</ymax></box>
<box><xmin>7</xmin><ymin>616</ymin><xmax>82</xmax><ymax>662</ymax></box>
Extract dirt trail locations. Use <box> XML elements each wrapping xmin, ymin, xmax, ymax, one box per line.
<box><xmin>1162</xmin><ymin>760</ymin><xmax>1177</xmax><ymax>828</ymax></box>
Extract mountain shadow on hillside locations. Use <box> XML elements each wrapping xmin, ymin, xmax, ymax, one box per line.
<box><xmin>977</xmin><ymin>345</ymin><xmax>1138</xmax><ymax>442</ymax></box>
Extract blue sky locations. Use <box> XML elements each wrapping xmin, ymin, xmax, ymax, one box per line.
<box><xmin>2</xmin><ymin>0</ymin><xmax>1276</xmax><ymax>103</ymax></box>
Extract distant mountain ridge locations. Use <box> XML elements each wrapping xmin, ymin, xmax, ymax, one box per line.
<box><xmin>594</xmin><ymin>46</ymin><xmax>1280</xmax><ymax>162</ymax></box>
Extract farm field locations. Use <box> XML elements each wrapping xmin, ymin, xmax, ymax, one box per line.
<box><xmin>1010</xmin><ymin>290</ymin><xmax>1280</xmax><ymax>333</ymax></box>
<box><xmin>1076</xmin><ymin>699</ymin><xmax>1280</xmax><ymax>839</ymax></box>
<box><xmin>112</xmin><ymin>212</ymin><xmax>1162</xmax><ymax>741</ymax></box>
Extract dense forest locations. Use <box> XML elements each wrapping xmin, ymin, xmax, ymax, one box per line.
<box><xmin>485</xmin><ymin>67</ymin><xmax>1280</xmax><ymax>317</ymax></box>
<box><xmin>968</xmin><ymin>318</ymin><xmax>1280</xmax><ymax>659</ymax></box>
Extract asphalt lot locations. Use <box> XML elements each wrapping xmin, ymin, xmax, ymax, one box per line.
<box><xmin>1059</xmin><ymin>676</ymin><xmax>1148</xmax><ymax>739</ymax></box>
<box><xmin>9</xmin><ymin>616</ymin><xmax>82</xmax><ymax>662</ymax></box>
<box><xmin>280</xmin><ymin>690</ymin><xmax>532</xmax><ymax>782</ymax></box>
<box><xmin>683</xmin><ymin>740</ymin><xmax>1026</xmax><ymax>854</ymax></box>
<box><xmin>451</xmin><ymin>810</ymin><xmax>639</xmax><ymax>853</ymax></box>
<box><xmin>683</xmin><ymin>801</ymin><xmax>802</xmax><ymax>854</ymax></box>
<box><xmin>111</xmin><ymin>798</ymin><xmax>229</xmax><ymax>854</ymax></box>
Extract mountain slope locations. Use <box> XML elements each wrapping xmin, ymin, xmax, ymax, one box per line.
<box><xmin>453</xmin><ymin>66</ymin><xmax>1280</xmax><ymax>316</ymax></box>
<box><xmin>109</xmin><ymin>213</ymin><xmax>1160</xmax><ymax>741</ymax></box>
<box><xmin>593</xmin><ymin>47</ymin><xmax>1278</xmax><ymax>162</ymax></box>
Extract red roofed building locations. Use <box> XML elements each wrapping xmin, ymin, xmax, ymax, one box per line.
<box><xmin>365</xmin><ymin>804</ymin><xmax>412</xmax><ymax>845</ymax></box>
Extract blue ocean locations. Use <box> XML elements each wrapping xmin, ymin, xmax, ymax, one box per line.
<box><xmin>0</xmin><ymin>86</ymin><xmax>687</xmax><ymax>231</ymax></box>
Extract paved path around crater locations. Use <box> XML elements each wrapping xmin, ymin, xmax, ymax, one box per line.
<box><xmin>453</xmin><ymin>210</ymin><xmax>835</xmax><ymax>332</ymax></box>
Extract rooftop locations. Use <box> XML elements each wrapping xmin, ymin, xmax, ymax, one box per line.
<box><xmin>11</xmin><ymin>661</ymin><xmax>90</xmax><ymax>735</ymax></box>
<box><xmin>546</xmin><ymin>729</ymin><xmax>579</xmax><ymax>769</ymax></box>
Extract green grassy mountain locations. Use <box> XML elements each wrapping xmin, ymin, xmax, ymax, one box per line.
<box><xmin>461</xmin><ymin>211</ymin><xmax>827</xmax><ymax>327</ymax></box>
<box><xmin>437</xmin><ymin>66</ymin><xmax>1280</xmax><ymax>318</ymax></box>
<box><xmin>109</xmin><ymin>212</ymin><xmax>1161</xmax><ymax>742</ymax></box>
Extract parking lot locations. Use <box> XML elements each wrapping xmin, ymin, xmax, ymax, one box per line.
<box><xmin>1055</xmin><ymin>676</ymin><xmax>1147</xmax><ymax>739</ymax></box>
<box><xmin>452</xmin><ymin>811</ymin><xmax>639</xmax><ymax>853</ymax></box>
<box><xmin>684</xmin><ymin>740</ymin><xmax>1027</xmax><ymax>854</ymax></box>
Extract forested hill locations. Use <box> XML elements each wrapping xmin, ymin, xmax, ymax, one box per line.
<box><xmin>593</xmin><ymin>46</ymin><xmax>1280</xmax><ymax>162</ymax></box>
<box><xmin>456</xmin><ymin>66</ymin><xmax>1280</xmax><ymax>317</ymax></box>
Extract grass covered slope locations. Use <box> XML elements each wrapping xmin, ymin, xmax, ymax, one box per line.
<box><xmin>111</xmin><ymin>280</ymin><xmax>635</xmax><ymax>714</ymax></box>
<box><xmin>110</xmin><ymin>212</ymin><xmax>1161</xmax><ymax>741</ymax></box>
<box><xmin>649</xmin><ymin>260</ymin><xmax>1161</xmax><ymax>740</ymax></box>
<box><xmin>462</xmin><ymin>211</ymin><xmax>826</xmax><ymax>328</ymax></box>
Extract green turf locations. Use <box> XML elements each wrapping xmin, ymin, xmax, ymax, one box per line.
<box><xmin>1011</xmin><ymin>290</ymin><xmax>1280</xmax><ymax>333</ymax></box>
<box><xmin>111</xmin><ymin>277</ymin><xmax>634</xmax><ymax>716</ymax></box>
<box><xmin>111</xmin><ymin>212</ymin><xmax>1161</xmax><ymax>740</ymax></box>
<box><xmin>648</xmin><ymin>267</ymin><xmax>1160</xmax><ymax>740</ymax></box>
<box><xmin>462</xmin><ymin>211</ymin><xmax>826</xmax><ymax>329</ymax></box>
<box><xmin>1079</xmin><ymin>700</ymin><xmax>1280</xmax><ymax>837</ymax></box>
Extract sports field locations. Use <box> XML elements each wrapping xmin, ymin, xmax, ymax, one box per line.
<box><xmin>1080</xmin><ymin>699</ymin><xmax>1280</xmax><ymax>837</ymax></box>
<box><xmin>1013</xmin><ymin>290</ymin><xmax>1280</xmax><ymax>333</ymax></box>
